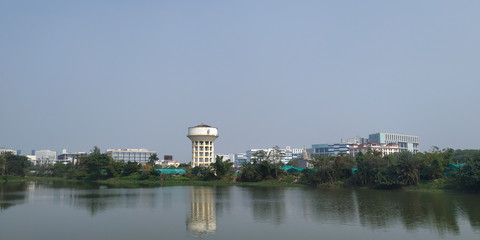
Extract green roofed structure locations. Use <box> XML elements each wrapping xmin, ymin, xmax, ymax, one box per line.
<box><xmin>155</xmin><ymin>169</ymin><xmax>186</xmax><ymax>175</ymax></box>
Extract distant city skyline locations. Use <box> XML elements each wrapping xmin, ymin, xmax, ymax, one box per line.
<box><xmin>1</xmin><ymin>1</ymin><xmax>479</xmax><ymax>162</ymax></box>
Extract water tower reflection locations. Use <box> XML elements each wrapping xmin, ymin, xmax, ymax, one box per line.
<box><xmin>186</xmin><ymin>186</ymin><xmax>216</xmax><ymax>234</ymax></box>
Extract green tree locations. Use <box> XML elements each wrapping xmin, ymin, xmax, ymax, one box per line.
<box><xmin>213</xmin><ymin>155</ymin><xmax>233</xmax><ymax>179</ymax></box>
<box><xmin>123</xmin><ymin>161</ymin><xmax>140</xmax><ymax>176</ymax></box>
<box><xmin>457</xmin><ymin>155</ymin><xmax>480</xmax><ymax>191</ymax></box>
<box><xmin>52</xmin><ymin>162</ymin><xmax>73</xmax><ymax>178</ymax></box>
<box><xmin>239</xmin><ymin>162</ymin><xmax>262</xmax><ymax>182</ymax></box>
<box><xmin>0</xmin><ymin>153</ymin><xmax>6</xmax><ymax>175</ymax></box>
<box><xmin>92</xmin><ymin>146</ymin><xmax>101</xmax><ymax>155</ymax></box>
<box><xmin>85</xmin><ymin>152</ymin><xmax>111</xmax><ymax>179</ymax></box>
<box><xmin>353</xmin><ymin>152</ymin><xmax>386</xmax><ymax>186</ymax></box>
<box><xmin>453</xmin><ymin>149</ymin><xmax>480</xmax><ymax>163</ymax></box>
<box><xmin>1</xmin><ymin>153</ymin><xmax>31</xmax><ymax>176</ymax></box>
<box><xmin>149</xmin><ymin>153</ymin><xmax>159</xmax><ymax>167</ymax></box>
<box><xmin>267</xmin><ymin>146</ymin><xmax>285</xmax><ymax>178</ymax></box>
<box><xmin>251</xmin><ymin>150</ymin><xmax>267</xmax><ymax>163</ymax></box>
<box><xmin>107</xmin><ymin>159</ymin><xmax>125</xmax><ymax>178</ymax></box>
<box><xmin>395</xmin><ymin>151</ymin><xmax>420</xmax><ymax>186</ymax></box>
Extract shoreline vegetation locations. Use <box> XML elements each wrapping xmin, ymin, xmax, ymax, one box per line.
<box><xmin>0</xmin><ymin>174</ymin><xmax>468</xmax><ymax>192</ymax></box>
<box><xmin>1</xmin><ymin>148</ymin><xmax>480</xmax><ymax>192</ymax></box>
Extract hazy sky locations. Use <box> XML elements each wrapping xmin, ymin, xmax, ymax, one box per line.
<box><xmin>1</xmin><ymin>1</ymin><xmax>479</xmax><ymax>162</ymax></box>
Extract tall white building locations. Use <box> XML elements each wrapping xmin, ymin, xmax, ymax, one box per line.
<box><xmin>188</xmin><ymin>124</ymin><xmax>218</xmax><ymax>167</ymax></box>
<box><xmin>368</xmin><ymin>133</ymin><xmax>419</xmax><ymax>153</ymax></box>
<box><xmin>34</xmin><ymin>150</ymin><xmax>57</xmax><ymax>165</ymax></box>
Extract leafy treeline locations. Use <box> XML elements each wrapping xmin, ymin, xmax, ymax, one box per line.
<box><xmin>0</xmin><ymin>152</ymin><xmax>30</xmax><ymax>176</ymax></box>
<box><xmin>2</xmin><ymin>147</ymin><xmax>480</xmax><ymax>191</ymax></box>
<box><xmin>301</xmin><ymin>148</ymin><xmax>480</xmax><ymax>190</ymax></box>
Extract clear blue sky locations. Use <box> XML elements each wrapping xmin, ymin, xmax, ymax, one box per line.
<box><xmin>1</xmin><ymin>1</ymin><xmax>479</xmax><ymax>162</ymax></box>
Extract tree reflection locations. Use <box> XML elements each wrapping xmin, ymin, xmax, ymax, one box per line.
<box><xmin>396</xmin><ymin>192</ymin><xmax>459</xmax><ymax>235</ymax></box>
<box><xmin>244</xmin><ymin>186</ymin><xmax>286</xmax><ymax>225</ymax></box>
<box><xmin>300</xmin><ymin>188</ymin><xmax>477</xmax><ymax>235</ymax></box>
<box><xmin>301</xmin><ymin>188</ymin><xmax>356</xmax><ymax>224</ymax></box>
<box><xmin>355</xmin><ymin>190</ymin><xmax>404</xmax><ymax>228</ymax></box>
<box><xmin>67</xmin><ymin>187</ymin><xmax>157</xmax><ymax>216</ymax></box>
<box><xmin>455</xmin><ymin>193</ymin><xmax>480</xmax><ymax>231</ymax></box>
<box><xmin>0</xmin><ymin>181</ymin><xmax>28</xmax><ymax>211</ymax></box>
<box><xmin>214</xmin><ymin>186</ymin><xmax>232</xmax><ymax>218</ymax></box>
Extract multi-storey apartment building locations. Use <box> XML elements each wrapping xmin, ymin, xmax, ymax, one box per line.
<box><xmin>106</xmin><ymin>149</ymin><xmax>157</xmax><ymax>164</ymax></box>
<box><xmin>368</xmin><ymin>133</ymin><xmax>419</xmax><ymax>153</ymax></box>
<box><xmin>308</xmin><ymin>143</ymin><xmax>352</xmax><ymax>156</ymax></box>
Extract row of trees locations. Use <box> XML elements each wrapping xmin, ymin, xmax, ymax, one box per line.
<box><xmin>300</xmin><ymin>148</ymin><xmax>480</xmax><ymax>190</ymax></box>
<box><xmin>2</xmin><ymin>146</ymin><xmax>480</xmax><ymax>191</ymax></box>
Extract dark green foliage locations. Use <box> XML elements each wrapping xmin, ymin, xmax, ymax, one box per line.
<box><xmin>419</xmin><ymin>148</ymin><xmax>454</xmax><ymax>180</ymax></box>
<box><xmin>52</xmin><ymin>162</ymin><xmax>73</xmax><ymax>178</ymax></box>
<box><xmin>149</xmin><ymin>153</ymin><xmax>159</xmax><ymax>167</ymax></box>
<box><xmin>299</xmin><ymin>168</ymin><xmax>321</xmax><ymax>186</ymax></box>
<box><xmin>83</xmin><ymin>153</ymin><xmax>112</xmax><ymax>180</ymax></box>
<box><xmin>453</xmin><ymin>149</ymin><xmax>480</xmax><ymax>163</ymax></box>
<box><xmin>213</xmin><ymin>155</ymin><xmax>233</xmax><ymax>179</ymax></box>
<box><xmin>107</xmin><ymin>159</ymin><xmax>125</xmax><ymax>178</ymax></box>
<box><xmin>238</xmin><ymin>160</ymin><xmax>285</xmax><ymax>182</ymax></box>
<box><xmin>374</xmin><ymin>165</ymin><xmax>400</xmax><ymax>188</ymax></box>
<box><xmin>456</xmin><ymin>155</ymin><xmax>480</xmax><ymax>191</ymax></box>
<box><xmin>191</xmin><ymin>166</ymin><xmax>202</xmax><ymax>176</ymax></box>
<box><xmin>395</xmin><ymin>151</ymin><xmax>420</xmax><ymax>186</ymax></box>
<box><xmin>91</xmin><ymin>146</ymin><xmax>101</xmax><ymax>155</ymax></box>
<box><xmin>123</xmin><ymin>161</ymin><xmax>140</xmax><ymax>176</ymax></box>
<box><xmin>300</xmin><ymin>154</ymin><xmax>355</xmax><ymax>185</ymax></box>
<box><xmin>139</xmin><ymin>172</ymin><xmax>151</xmax><ymax>180</ymax></box>
<box><xmin>239</xmin><ymin>163</ymin><xmax>262</xmax><ymax>182</ymax></box>
<box><xmin>190</xmin><ymin>166</ymin><xmax>216</xmax><ymax>181</ymax></box>
<box><xmin>178</xmin><ymin>163</ymin><xmax>190</xmax><ymax>168</ymax></box>
<box><xmin>0</xmin><ymin>153</ymin><xmax>30</xmax><ymax>176</ymax></box>
<box><xmin>352</xmin><ymin>152</ymin><xmax>386</xmax><ymax>186</ymax></box>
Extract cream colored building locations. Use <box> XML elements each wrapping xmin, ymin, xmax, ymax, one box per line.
<box><xmin>188</xmin><ymin>124</ymin><xmax>218</xmax><ymax>167</ymax></box>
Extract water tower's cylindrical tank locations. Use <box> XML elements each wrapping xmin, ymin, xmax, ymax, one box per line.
<box><xmin>187</xmin><ymin>124</ymin><xmax>218</xmax><ymax>167</ymax></box>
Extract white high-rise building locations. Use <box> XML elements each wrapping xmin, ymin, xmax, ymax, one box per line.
<box><xmin>368</xmin><ymin>133</ymin><xmax>420</xmax><ymax>153</ymax></box>
<box><xmin>34</xmin><ymin>150</ymin><xmax>57</xmax><ymax>165</ymax></box>
<box><xmin>188</xmin><ymin>124</ymin><xmax>219</xmax><ymax>167</ymax></box>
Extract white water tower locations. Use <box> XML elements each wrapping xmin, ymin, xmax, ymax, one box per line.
<box><xmin>187</xmin><ymin>124</ymin><xmax>218</xmax><ymax>167</ymax></box>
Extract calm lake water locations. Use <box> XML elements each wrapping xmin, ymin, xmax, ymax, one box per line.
<box><xmin>1</xmin><ymin>181</ymin><xmax>479</xmax><ymax>240</ymax></box>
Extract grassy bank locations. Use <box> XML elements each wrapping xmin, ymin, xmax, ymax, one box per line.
<box><xmin>403</xmin><ymin>178</ymin><xmax>459</xmax><ymax>191</ymax></box>
<box><xmin>99</xmin><ymin>177</ymin><xmax>304</xmax><ymax>187</ymax></box>
<box><xmin>3</xmin><ymin>175</ymin><xmax>303</xmax><ymax>188</ymax></box>
<box><xmin>2</xmin><ymin>175</ymin><xmax>466</xmax><ymax>191</ymax></box>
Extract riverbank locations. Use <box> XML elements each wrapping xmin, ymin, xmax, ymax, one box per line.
<box><xmin>3</xmin><ymin>175</ymin><xmax>469</xmax><ymax>192</ymax></box>
<box><xmin>2</xmin><ymin>176</ymin><xmax>305</xmax><ymax>188</ymax></box>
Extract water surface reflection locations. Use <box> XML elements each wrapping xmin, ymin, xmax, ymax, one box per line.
<box><xmin>187</xmin><ymin>186</ymin><xmax>216</xmax><ymax>234</ymax></box>
<box><xmin>0</xmin><ymin>182</ymin><xmax>479</xmax><ymax>240</ymax></box>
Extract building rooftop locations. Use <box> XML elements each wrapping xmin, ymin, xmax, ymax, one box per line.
<box><xmin>192</xmin><ymin>123</ymin><xmax>212</xmax><ymax>128</ymax></box>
